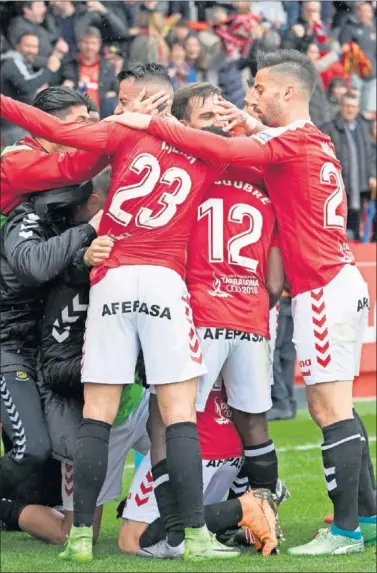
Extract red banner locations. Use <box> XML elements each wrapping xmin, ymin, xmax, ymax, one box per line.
<box><xmin>294</xmin><ymin>243</ymin><xmax>376</xmax><ymax>398</ymax></box>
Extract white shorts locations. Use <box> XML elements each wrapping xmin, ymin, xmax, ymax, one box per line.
<box><xmin>122</xmin><ymin>453</ymin><xmax>244</xmax><ymax>523</ymax></box>
<box><xmin>62</xmin><ymin>391</ymin><xmax>150</xmax><ymax>511</ymax></box>
<box><xmin>82</xmin><ymin>265</ymin><xmax>207</xmax><ymax>386</ymax></box>
<box><xmin>292</xmin><ymin>265</ymin><xmax>369</xmax><ymax>385</ymax></box>
<box><xmin>195</xmin><ymin>328</ymin><xmax>272</xmax><ymax>414</ymax></box>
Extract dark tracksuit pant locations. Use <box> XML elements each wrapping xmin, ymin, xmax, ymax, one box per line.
<box><xmin>271</xmin><ymin>296</ymin><xmax>297</xmax><ymax>414</ymax></box>
<box><xmin>0</xmin><ymin>370</ymin><xmax>50</xmax><ymax>497</ymax></box>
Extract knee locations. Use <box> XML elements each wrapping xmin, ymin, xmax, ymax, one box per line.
<box><xmin>308</xmin><ymin>399</ymin><xmax>352</xmax><ymax>428</ymax></box>
<box><xmin>118</xmin><ymin>524</ymin><xmax>141</xmax><ymax>555</ymax></box>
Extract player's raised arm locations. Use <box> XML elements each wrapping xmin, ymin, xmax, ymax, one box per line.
<box><xmin>148</xmin><ymin>117</ymin><xmax>270</xmax><ymax>166</ymax></box>
<box><xmin>1</xmin><ymin>149</ymin><xmax>109</xmax><ymax>213</ymax></box>
<box><xmin>106</xmin><ymin>111</ymin><xmax>271</xmax><ymax>167</ymax></box>
<box><xmin>0</xmin><ymin>95</ymin><xmax>122</xmax><ymax>153</ymax></box>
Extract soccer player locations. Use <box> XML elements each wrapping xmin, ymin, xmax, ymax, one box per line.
<box><xmin>0</xmin><ymin>87</ymin><xmax>108</xmax><ymax>217</ymax></box>
<box><xmin>0</xmin><ymin>97</ymin><xmax>239</xmax><ymax>563</ymax></box>
<box><xmin>124</xmin><ymin>86</ymin><xmax>285</xmax><ymax>558</ymax></box>
<box><xmin>101</xmin><ymin>49</ymin><xmax>376</xmax><ymax>555</ymax></box>
<box><xmin>0</xmin><ymin>72</ymin><xmax>170</xmax><ymax>218</ymax></box>
<box><xmin>119</xmin><ymin>378</ymin><xmax>278</xmax><ymax>559</ymax></box>
<box><xmin>173</xmin><ymin>84</ymin><xmax>285</xmax><ymax>494</ymax></box>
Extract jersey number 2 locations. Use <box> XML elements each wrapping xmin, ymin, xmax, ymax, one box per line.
<box><xmin>108</xmin><ymin>153</ymin><xmax>192</xmax><ymax>229</ymax></box>
<box><xmin>321</xmin><ymin>162</ymin><xmax>346</xmax><ymax>230</ymax></box>
<box><xmin>198</xmin><ymin>198</ymin><xmax>262</xmax><ymax>272</ymax></box>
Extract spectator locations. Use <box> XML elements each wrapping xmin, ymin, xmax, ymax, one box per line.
<box><xmin>322</xmin><ymin>92</ymin><xmax>376</xmax><ymax>240</ymax></box>
<box><xmin>103</xmin><ymin>44</ymin><xmax>126</xmax><ymax>77</ymax></box>
<box><xmin>168</xmin><ymin>42</ymin><xmax>197</xmax><ymax>89</ymax></box>
<box><xmin>128</xmin><ymin>7</ymin><xmax>170</xmax><ymax>66</ymax></box>
<box><xmin>184</xmin><ymin>35</ymin><xmax>211</xmax><ymax>81</ymax></box>
<box><xmin>0</xmin><ymin>32</ymin><xmax>66</xmax><ymax>145</ymax></box>
<box><xmin>327</xmin><ymin>76</ymin><xmax>348</xmax><ymax>118</ymax></box>
<box><xmin>281</xmin><ymin>1</ymin><xmax>328</xmax><ymax>52</ymax></box>
<box><xmin>332</xmin><ymin>1</ymin><xmax>356</xmax><ymax>30</ymax></box>
<box><xmin>282</xmin><ymin>1</ymin><xmax>300</xmax><ymax>28</ymax></box>
<box><xmin>303</xmin><ymin>40</ymin><xmax>342</xmax><ymax>127</ymax></box>
<box><xmin>60</xmin><ymin>27</ymin><xmax>117</xmax><ymax>118</ymax></box>
<box><xmin>167</xmin><ymin>17</ymin><xmax>193</xmax><ymax>45</ymax></box>
<box><xmin>8</xmin><ymin>1</ymin><xmax>58</xmax><ymax>61</ymax></box>
<box><xmin>251</xmin><ymin>1</ymin><xmax>287</xmax><ymax>29</ymax></box>
<box><xmin>48</xmin><ymin>0</ymin><xmax>128</xmax><ymax>55</ymax></box>
<box><xmin>339</xmin><ymin>1</ymin><xmax>376</xmax><ymax>116</ymax></box>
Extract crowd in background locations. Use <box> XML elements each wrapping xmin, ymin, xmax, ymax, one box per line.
<box><xmin>0</xmin><ymin>0</ymin><xmax>376</xmax><ymax>243</ymax></box>
<box><xmin>0</xmin><ymin>1</ymin><xmax>375</xmax><ymax>422</ymax></box>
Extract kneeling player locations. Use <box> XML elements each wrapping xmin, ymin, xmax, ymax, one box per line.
<box><xmin>118</xmin><ymin>379</ymin><xmax>278</xmax><ymax>558</ymax></box>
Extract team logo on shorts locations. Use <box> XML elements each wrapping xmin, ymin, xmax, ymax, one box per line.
<box><xmin>208</xmin><ymin>272</ymin><xmax>232</xmax><ymax>298</ymax></box>
<box><xmin>214</xmin><ymin>397</ymin><xmax>232</xmax><ymax>425</ymax></box>
<box><xmin>15</xmin><ymin>371</ymin><xmax>29</xmax><ymax>381</ymax></box>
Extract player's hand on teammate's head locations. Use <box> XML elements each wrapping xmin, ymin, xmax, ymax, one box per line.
<box><xmin>214</xmin><ymin>96</ymin><xmax>259</xmax><ymax>135</ymax></box>
<box><xmin>84</xmin><ymin>235</ymin><xmax>114</xmax><ymax>267</ymax></box>
<box><xmin>103</xmin><ymin>112</ymin><xmax>153</xmax><ymax>130</ymax></box>
<box><xmin>125</xmin><ymin>87</ymin><xmax>171</xmax><ymax>116</ymax></box>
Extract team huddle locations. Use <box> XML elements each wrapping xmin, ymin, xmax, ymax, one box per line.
<box><xmin>0</xmin><ymin>48</ymin><xmax>376</xmax><ymax>563</ymax></box>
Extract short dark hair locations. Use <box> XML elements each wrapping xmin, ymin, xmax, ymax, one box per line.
<box><xmin>93</xmin><ymin>167</ymin><xmax>112</xmax><ymax>197</ymax></box>
<box><xmin>33</xmin><ymin>86</ymin><xmax>90</xmax><ymax>118</ymax></box>
<box><xmin>341</xmin><ymin>91</ymin><xmax>360</xmax><ymax>103</ymax></box>
<box><xmin>80</xmin><ymin>26</ymin><xmax>102</xmax><ymax>41</ymax></box>
<box><xmin>19</xmin><ymin>1</ymin><xmax>33</xmax><ymax>14</ymax></box>
<box><xmin>117</xmin><ymin>63</ymin><xmax>172</xmax><ymax>86</ymax></box>
<box><xmin>257</xmin><ymin>49</ymin><xmax>318</xmax><ymax>96</ymax></box>
<box><xmin>172</xmin><ymin>82</ymin><xmax>221</xmax><ymax>121</ymax></box>
<box><xmin>16</xmin><ymin>31</ymin><xmax>39</xmax><ymax>45</ymax></box>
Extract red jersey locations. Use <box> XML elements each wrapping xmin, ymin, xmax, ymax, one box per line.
<box><xmin>147</xmin><ymin>118</ymin><xmax>355</xmax><ymax>296</ymax></box>
<box><xmin>0</xmin><ymin>96</ymin><xmax>220</xmax><ymax>283</ymax></box>
<box><xmin>188</xmin><ymin>167</ymin><xmax>277</xmax><ymax>338</ymax></box>
<box><xmin>0</xmin><ymin>135</ymin><xmax>108</xmax><ymax>215</ymax></box>
<box><xmin>197</xmin><ymin>378</ymin><xmax>243</xmax><ymax>460</ymax></box>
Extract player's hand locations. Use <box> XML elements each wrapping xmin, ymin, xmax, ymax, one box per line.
<box><xmin>125</xmin><ymin>88</ymin><xmax>171</xmax><ymax>116</ymax></box>
<box><xmin>215</xmin><ymin>97</ymin><xmax>260</xmax><ymax>135</ymax></box>
<box><xmin>104</xmin><ymin>111</ymin><xmax>152</xmax><ymax>130</ymax></box>
<box><xmin>84</xmin><ymin>235</ymin><xmax>114</xmax><ymax>267</ymax></box>
<box><xmin>88</xmin><ymin>209</ymin><xmax>103</xmax><ymax>233</ymax></box>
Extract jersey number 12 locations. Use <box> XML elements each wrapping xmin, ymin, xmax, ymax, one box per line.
<box><xmin>198</xmin><ymin>198</ymin><xmax>262</xmax><ymax>272</ymax></box>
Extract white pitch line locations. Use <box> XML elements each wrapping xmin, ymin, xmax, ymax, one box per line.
<box><xmin>279</xmin><ymin>436</ymin><xmax>376</xmax><ymax>453</ymax></box>
<box><xmin>124</xmin><ymin>436</ymin><xmax>377</xmax><ymax>468</ymax></box>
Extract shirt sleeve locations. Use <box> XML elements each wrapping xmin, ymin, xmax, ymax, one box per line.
<box><xmin>148</xmin><ymin>117</ymin><xmax>271</xmax><ymax>166</ymax></box>
<box><xmin>0</xmin><ymin>95</ymin><xmax>127</xmax><ymax>153</ymax></box>
<box><xmin>224</xmin><ymin>166</ymin><xmax>266</xmax><ymax>190</ymax></box>
<box><xmin>1</xmin><ymin>149</ymin><xmax>110</xmax><ymax>201</ymax></box>
<box><xmin>4</xmin><ymin>210</ymin><xmax>96</xmax><ymax>287</ymax></box>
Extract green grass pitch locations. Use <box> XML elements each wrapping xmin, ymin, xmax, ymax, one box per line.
<box><xmin>1</xmin><ymin>401</ymin><xmax>376</xmax><ymax>573</ymax></box>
